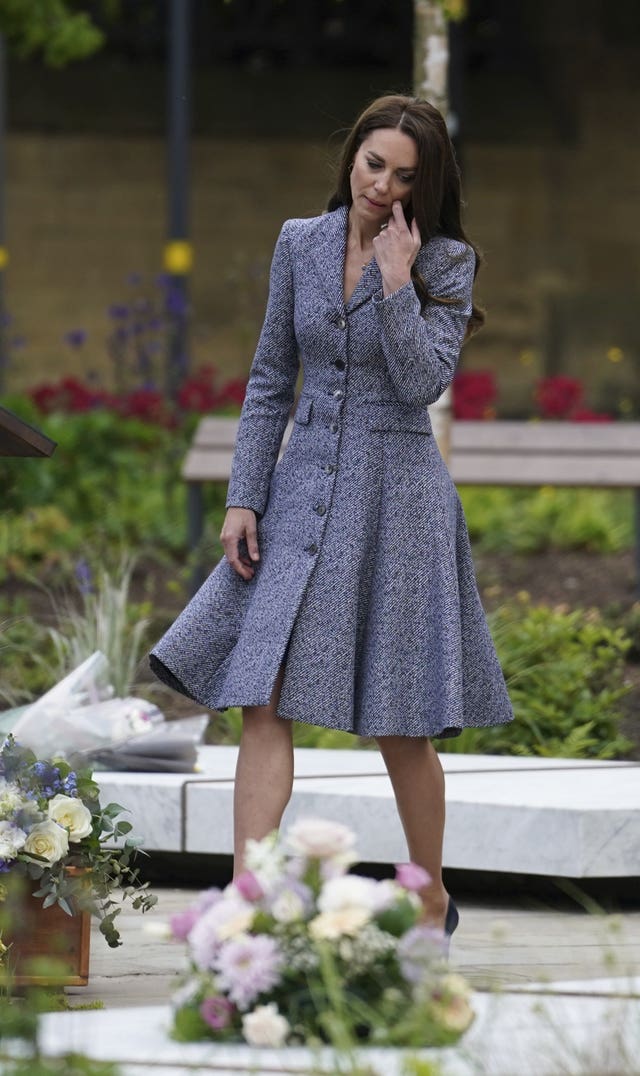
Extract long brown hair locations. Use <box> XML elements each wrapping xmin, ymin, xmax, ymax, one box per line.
<box><xmin>327</xmin><ymin>94</ymin><xmax>484</xmax><ymax>335</ymax></box>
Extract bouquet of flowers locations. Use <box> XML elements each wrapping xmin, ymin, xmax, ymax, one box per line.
<box><xmin>168</xmin><ymin>818</ymin><xmax>474</xmax><ymax>1050</ymax></box>
<box><xmin>0</xmin><ymin>735</ymin><xmax>156</xmax><ymax>950</ymax></box>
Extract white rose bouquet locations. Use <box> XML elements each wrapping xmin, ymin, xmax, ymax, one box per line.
<box><xmin>169</xmin><ymin>818</ymin><xmax>474</xmax><ymax>1050</ymax></box>
<box><xmin>0</xmin><ymin>735</ymin><xmax>156</xmax><ymax>949</ymax></box>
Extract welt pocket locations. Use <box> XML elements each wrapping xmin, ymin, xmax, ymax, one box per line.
<box><xmin>293</xmin><ymin>396</ymin><xmax>313</xmax><ymax>425</ymax></box>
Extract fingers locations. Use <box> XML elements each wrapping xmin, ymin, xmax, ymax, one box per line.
<box><xmin>391</xmin><ymin>200</ymin><xmax>406</xmax><ymax>227</ymax></box>
<box><xmin>410</xmin><ymin>216</ymin><xmax>422</xmax><ymax>249</ymax></box>
<box><xmin>221</xmin><ymin>508</ymin><xmax>260</xmax><ymax>580</ymax></box>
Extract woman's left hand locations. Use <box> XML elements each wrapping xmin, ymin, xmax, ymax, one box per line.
<box><xmin>373</xmin><ymin>200</ymin><xmax>421</xmax><ymax>297</ymax></box>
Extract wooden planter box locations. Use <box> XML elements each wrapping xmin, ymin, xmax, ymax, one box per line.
<box><xmin>1</xmin><ymin>873</ymin><xmax>91</xmax><ymax>987</ymax></box>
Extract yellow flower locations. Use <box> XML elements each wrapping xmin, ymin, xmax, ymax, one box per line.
<box><xmin>606</xmin><ymin>347</ymin><xmax>624</xmax><ymax>363</ymax></box>
<box><xmin>519</xmin><ymin>348</ymin><xmax>536</xmax><ymax>367</ymax></box>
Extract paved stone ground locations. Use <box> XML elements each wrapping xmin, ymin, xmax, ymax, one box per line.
<box><xmin>65</xmin><ymin>887</ymin><xmax>640</xmax><ymax>1009</ymax></box>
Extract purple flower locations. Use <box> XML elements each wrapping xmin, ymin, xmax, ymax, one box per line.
<box><xmin>108</xmin><ymin>304</ymin><xmax>130</xmax><ymax>320</ymax></box>
<box><xmin>75</xmin><ymin>559</ymin><xmax>93</xmax><ymax>594</ymax></box>
<box><xmin>200</xmin><ymin>995</ymin><xmax>234</xmax><ymax>1030</ymax></box>
<box><xmin>64</xmin><ymin>329</ymin><xmax>87</xmax><ymax>349</ymax></box>
<box><xmin>214</xmin><ymin>934</ymin><xmax>283</xmax><ymax>1011</ymax></box>
<box><xmin>170</xmin><ymin>905</ymin><xmax>201</xmax><ymax>941</ymax></box>
<box><xmin>397</xmin><ymin>924</ymin><xmax>446</xmax><ymax>983</ymax></box>
<box><xmin>233</xmin><ymin>871</ymin><xmax>263</xmax><ymax>903</ymax></box>
<box><xmin>395</xmin><ymin>862</ymin><xmax>431</xmax><ymax>892</ymax></box>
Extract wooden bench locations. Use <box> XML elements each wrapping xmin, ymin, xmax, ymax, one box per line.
<box><xmin>183</xmin><ymin>416</ymin><xmax>640</xmax><ymax>594</ymax></box>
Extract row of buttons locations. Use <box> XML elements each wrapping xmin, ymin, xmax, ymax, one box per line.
<box><xmin>305</xmin><ymin>315</ymin><xmax>347</xmax><ymax>556</ymax></box>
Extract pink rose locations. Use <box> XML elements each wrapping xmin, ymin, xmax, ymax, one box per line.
<box><xmin>395</xmin><ymin>862</ymin><xmax>431</xmax><ymax>891</ymax></box>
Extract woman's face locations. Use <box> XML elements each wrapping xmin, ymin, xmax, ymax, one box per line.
<box><xmin>349</xmin><ymin>127</ymin><xmax>418</xmax><ymax>225</ymax></box>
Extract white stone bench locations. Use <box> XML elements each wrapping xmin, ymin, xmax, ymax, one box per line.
<box><xmin>98</xmin><ymin>746</ymin><xmax>640</xmax><ymax>879</ymax></box>
<box><xmin>182</xmin><ymin>417</ymin><xmax>640</xmax><ymax>592</ymax></box>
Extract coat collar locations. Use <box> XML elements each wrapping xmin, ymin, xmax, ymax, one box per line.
<box><xmin>308</xmin><ymin>205</ymin><xmax>382</xmax><ymax>317</ymax></box>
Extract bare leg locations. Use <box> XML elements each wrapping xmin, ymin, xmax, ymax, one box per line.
<box><xmin>233</xmin><ymin>667</ymin><xmax>293</xmax><ymax>877</ymax></box>
<box><xmin>375</xmin><ymin>735</ymin><xmax>449</xmax><ymax>928</ymax></box>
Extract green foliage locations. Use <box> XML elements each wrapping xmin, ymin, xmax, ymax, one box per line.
<box><xmin>0</xmin><ymin>0</ymin><xmax>105</xmax><ymax>66</ymax></box>
<box><xmin>459</xmin><ymin>485</ymin><xmax>633</xmax><ymax>554</ymax></box>
<box><xmin>437</xmin><ymin>600</ymin><xmax>632</xmax><ymax>758</ymax></box>
<box><xmin>45</xmin><ymin>554</ymin><xmax>152</xmax><ymax>697</ymax></box>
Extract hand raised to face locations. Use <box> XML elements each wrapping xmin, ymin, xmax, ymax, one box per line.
<box><xmin>373</xmin><ymin>201</ymin><xmax>421</xmax><ymax>298</ymax></box>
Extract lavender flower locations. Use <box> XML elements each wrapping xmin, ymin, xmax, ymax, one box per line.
<box><xmin>214</xmin><ymin>934</ymin><xmax>283</xmax><ymax>1011</ymax></box>
<box><xmin>64</xmin><ymin>329</ymin><xmax>87</xmax><ymax>349</ymax></box>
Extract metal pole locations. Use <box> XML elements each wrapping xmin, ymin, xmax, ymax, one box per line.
<box><xmin>165</xmin><ymin>0</ymin><xmax>192</xmax><ymax>403</ymax></box>
<box><xmin>0</xmin><ymin>34</ymin><xmax>8</xmax><ymax>395</ymax></box>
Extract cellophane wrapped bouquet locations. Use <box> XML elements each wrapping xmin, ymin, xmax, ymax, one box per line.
<box><xmin>169</xmin><ymin>817</ymin><xmax>474</xmax><ymax>1050</ymax></box>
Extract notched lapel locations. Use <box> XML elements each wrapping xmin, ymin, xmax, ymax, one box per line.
<box><xmin>308</xmin><ymin>206</ymin><xmax>348</xmax><ymax>317</ymax></box>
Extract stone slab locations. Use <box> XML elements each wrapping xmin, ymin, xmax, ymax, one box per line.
<box><xmin>36</xmin><ymin>986</ymin><xmax>640</xmax><ymax>1076</ymax></box>
<box><xmin>96</xmin><ymin>748</ymin><xmax>640</xmax><ymax>877</ymax></box>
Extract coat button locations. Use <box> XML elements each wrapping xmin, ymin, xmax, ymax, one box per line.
<box><xmin>315</xmin><ymin>504</ymin><xmax>326</xmax><ymax>516</ymax></box>
<box><xmin>329</xmin><ymin>422</ymin><xmax>339</xmax><ymax>433</ymax></box>
<box><xmin>334</xmin><ymin>358</ymin><xmax>346</xmax><ymax>370</ymax></box>
<box><xmin>337</xmin><ymin>317</ymin><xmax>346</xmax><ymax>330</ymax></box>
<box><xmin>333</xmin><ymin>388</ymin><xmax>344</xmax><ymax>400</ymax></box>
<box><xmin>321</xmin><ymin>463</ymin><xmax>336</xmax><ymax>475</ymax></box>
<box><xmin>306</xmin><ymin>542</ymin><xmax>318</xmax><ymax>555</ymax></box>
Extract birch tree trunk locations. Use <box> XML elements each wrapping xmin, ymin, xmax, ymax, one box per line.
<box><xmin>413</xmin><ymin>0</ymin><xmax>452</xmax><ymax>461</ymax></box>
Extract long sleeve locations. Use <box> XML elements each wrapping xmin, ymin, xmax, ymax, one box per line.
<box><xmin>372</xmin><ymin>236</ymin><xmax>475</xmax><ymax>407</ymax></box>
<box><xmin>226</xmin><ymin>220</ymin><xmax>299</xmax><ymax>515</ymax></box>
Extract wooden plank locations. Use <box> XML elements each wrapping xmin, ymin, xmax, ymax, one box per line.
<box><xmin>192</xmin><ymin>417</ymin><xmax>240</xmax><ymax>447</ymax></box>
<box><xmin>182</xmin><ymin>447</ymin><xmax>235</xmax><ymax>481</ymax></box>
<box><xmin>449</xmin><ymin>453</ymin><xmax>639</xmax><ymax>487</ymax></box>
<box><xmin>451</xmin><ymin>420</ymin><xmax>640</xmax><ymax>453</ymax></box>
<box><xmin>0</xmin><ymin>405</ymin><xmax>57</xmax><ymax>458</ymax></box>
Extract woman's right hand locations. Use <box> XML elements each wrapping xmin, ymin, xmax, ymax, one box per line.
<box><xmin>221</xmin><ymin>507</ymin><xmax>260</xmax><ymax>580</ymax></box>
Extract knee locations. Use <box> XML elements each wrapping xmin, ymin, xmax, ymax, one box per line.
<box><xmin>242</xmin><ymin>706</ymin><xmax>292</xmax><ymax>742</ymax></box>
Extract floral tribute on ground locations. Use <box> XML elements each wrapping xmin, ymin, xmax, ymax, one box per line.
<box><xmin>0</xmin><ymin>735</ymin><xmax>156</xmax><ymax>952</ymax></box>
<box><xmin>168</xmin><ymin>818</ymin><xmax>474</xmax><ymax>1050</ymax></box>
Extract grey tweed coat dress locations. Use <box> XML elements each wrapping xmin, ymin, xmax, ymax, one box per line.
<box><xmin>150</xmin><ymin>206</ymin><xmax>514</xmax><ymax>738</ymax></box>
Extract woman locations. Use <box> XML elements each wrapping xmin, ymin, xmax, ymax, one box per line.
<box><xmin>150</xmin><ymin>95</ymin><xmax>514</xmax><ymax>937</ymax></box>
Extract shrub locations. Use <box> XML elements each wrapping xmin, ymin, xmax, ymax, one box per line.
<box><xmin>437</xmin><ymin>599</ymin><xmax>632</xmax><ymax>758</ymax></box>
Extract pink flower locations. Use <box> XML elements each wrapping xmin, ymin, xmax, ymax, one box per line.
<box><xmin>395</xmin><ymin>862</ymin><xmax>431</xmax><ymax>891</ymax></box>
<box><xmin>200</xmin><ymin>995</ymin><xmax>234</xmax><ymax>1030</ymax></box>
<box><xmin>233</xmin><ymin>870</ymin><xmax>264</xmax><ymax>902</ymax></box>
<box><xmin>170</xmin><ymin>906</ymin><xmax>200</xmax><ymax>941</ymax></box>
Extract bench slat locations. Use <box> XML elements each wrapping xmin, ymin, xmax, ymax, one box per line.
<box><xmin>451</xmin><ymin>421</ymin><xmax>640</xmax><ymax>452</ymax></box>
<box><xmin>449</xmin><ymin>455</ymin><xmax>639</xmax><ymax>487</ymax></box>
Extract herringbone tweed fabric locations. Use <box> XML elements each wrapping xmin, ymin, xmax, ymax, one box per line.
<box><xmin>150</xmin><ymin>206</ymin><xmax>514</xmax><ymax>738</ymax></box>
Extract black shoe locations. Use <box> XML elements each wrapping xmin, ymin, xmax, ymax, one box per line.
<box><xmin>444</xmin><ymin>897</ymin><xmax>459</xmax><ymax>938</ymax></box>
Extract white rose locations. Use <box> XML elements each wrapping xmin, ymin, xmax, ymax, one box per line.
<box><xmin>23</xmin><ymin>820</ymin><xmax>69</xmax><ymax>864</ymax></box>
<box><xmin>0</xmin><ymin>820</ymin><xmax>27</xmax><ymax>860</ymax></box>
<box><xmin>318</xmin><ymin>875</ymin><xmax>378</xmax><ymax>916</ymax></box>
<box><xmin>309</xmin><ymin>907</ymin><xmax>370</xmax><ymax>941</ymax></box>
<box><xmin>270</xmin><ymin>888</ymin><xmax>305</xmax><ymax>924</ymax></box>
<box><xmin>286</xmin><ymin>817</ymin><xmax>356</xmax><ymax>860</ymax></box>
<box><xmin>242</xmin><ymin>1003</ymin><xmax>290</xmax><ymax>1047</ymax></box>
<box><xmin>47</xmin><ymin>794</ymin><xmax>93</xmax><ymax>841</ymax></box>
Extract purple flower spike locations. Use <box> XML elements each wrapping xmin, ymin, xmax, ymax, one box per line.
<box><xmin>64</xmin><ymin>329</ymin><xmax>87</xmax><ymax>349</ymax></box>
<box><xmin>200</xmin><ymin>995</ymin><xmax>234</xmax><ymax>1030</ymax></box>
<box><xmin>75</xmin><ymin>559</ymin><xmax>93</xmax><ymax>594</ymax></box>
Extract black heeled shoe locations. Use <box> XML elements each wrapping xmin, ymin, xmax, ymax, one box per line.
<box><xmin>444</xmin><ymin>897</ymin><xmax>459</xmax><ymax>938</ymax></box>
